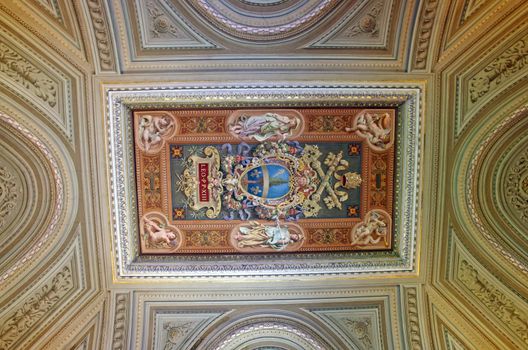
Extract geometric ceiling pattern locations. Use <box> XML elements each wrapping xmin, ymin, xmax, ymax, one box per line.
<box><xmin>0</xmin><ymin>0</ymin><xmax>527</xmax><ymax>349</ymax></box>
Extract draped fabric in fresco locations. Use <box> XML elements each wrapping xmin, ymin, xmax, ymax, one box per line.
<box><xmin>133</xmin><ymin>108</ymin><xmax>395</xmax><ymax>254</ymax></box>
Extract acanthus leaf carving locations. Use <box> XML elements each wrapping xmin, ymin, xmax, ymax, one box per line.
<box><xmin>468</xmin><ymin>39</ymin><xmax>528</xmax><ymax>105</ymax></box>
<box><xmin>0</xmin><ymin>42</ymin><xmax>57</xmax><ymax>108</ymax></box>
<box><xmin>345</xmin><ymin>318</ymin><xmax>374</xmax><ymax>350</ymax></box>
<box><xmin>342</xmin><ymin>2</ymin><xmax>383</xmax><ymax>38</ymax></box>
<box><xmin>147</xmin><ymin>1</ymin><xmax>187</xmax><ymax>39</ymax></box>
<box><xmin>505</xmin><ymin>149</ymin><xmax>528</xmax><ymax>222</ymax></box>
<box><xmin>457</xmin><ymin>260</ymin><xmax>528</xmax><ymax>345</ymax></box>
<box><xmin>0</xmin><ymin>167</ymin><xmax>20</xmax><ymax>229</ymax></box>
<box><xmin>0</xmin><ymin>266</ymin><xmax>74</xmax><ymax>349</ymax></box>
<box><xmin>163</xmin><ymin>321</ymin><xmax>194</xmax><ymax>349</ymax></box>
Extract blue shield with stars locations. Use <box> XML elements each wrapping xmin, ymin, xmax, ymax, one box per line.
<box><xmin>242</xmin><ymin>164</ymin><xmax>291</xmax><ymax>200</ymax></box>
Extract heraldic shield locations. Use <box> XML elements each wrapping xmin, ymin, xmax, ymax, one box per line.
<box><xmin>240</xmin><ymin>163</ymin><xmax>292</xmax><ymax>200</ymax></box>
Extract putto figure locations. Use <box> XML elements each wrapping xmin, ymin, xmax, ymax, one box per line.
<box><xmin>144</xmin><ymin>217</ymin><xmax>177</xmax><ymax>246</ymax></box>
<box><xmin>229</xmin><ymin>112</ymin><xmax>300</xmax><ymax>142</ymax></box>
<box><xmin>138</xmin><ymin>114</ymin><xmax>175</xmax><ymax>151</ymax></box>
<box><xmin>351</xmin><ymin>210</ymin><xmax>389</xmax><ymax>247</ymax></box>
<box><xmin>235</xmin><ymin>221</ymin><xmax>303</xmax><ymax>250</ymax></box>
<box><xmin>347</xmin><ymin>112</ymin><xmax>392</xmax><ymax>150</ymax></box>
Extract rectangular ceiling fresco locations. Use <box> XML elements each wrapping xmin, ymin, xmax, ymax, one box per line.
<box><xmin>133</xmin><ymin>108</ymin><xmax>395</xmax><ymax>254</ymax></box>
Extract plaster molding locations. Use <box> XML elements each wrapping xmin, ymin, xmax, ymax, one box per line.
<box><xmin>446</xmin><ymin>232</ymin><xmax>528</xmax><ymax>348</ymax></box>
<box><xmin>467</xmin><ymin>38</ymin><xmax>528</xmax><ymax>108</ymax></box>
<box><xmin>111</xmin><ymin>293</ymin><xmax>130</xmax><ymax>350</ymax></box>
<box><xmin>308</xmin><ymin>306</ymin><xmax>387</xmax><ymax>350</ymax></box>
<box><xmin>456</xmin><ymin>260</ymin><xmax>528</xmax><ymax>346</ymax></box>
<box><xmin>132</xmin><ymin>286</ymin><xmax>401</xmax><ymax>349</ymax></box>
<box><xmin>0</xmin><ymin>265</ymin><xmax>74</xmax><ymax>349</ymax></box>
<box><xmin>444</xmin><ymin>328</ymin><xmax>467</xmax><ymax>350</ymax></box>
<box><xmin>0</xmin><ymin>42</ymin><xmax>57</xmax><ymax>108</ymax></box>
<box><xmin>0</xmin><ymin>234</ymin><xmax>85</xmax><ymax>350</ymax></box>
<box><xmin>0</xmin><ymin>111</ymin><xmax>69</xmax><ymax>284</ymax></box>
<box><xmin>0</xmin><ymin>166</ymin><xmax>21</xmax><ymax>230</ymax></box>
<box><xmin>153</xmin><ymin>310</ymin><xmax>226</xmax><ymax>349</ymax></box>
<box><xmin>460</xmin><ymin>0</ymin><xmax>488</xmax><ymax>24</ymax></box>
<box><xmin>404</xmin><ymin>287</ymin><xmax>424</xmax><ymax>350</ymax></box>
<box><xmin>202</xmin><ymin>318</ymin><xmax>330</xmax><ymax>350</ymax></box>
<box><xmin>412</xmin><ymin>0</ymin><xmax>439</xmax><ymax>70</ymax></box>
<box><xmin>135</xmin><ymin>0</ymin><xmax>218</xmax><ymax>50</ymax></box>
<box><xmin>454</xmin><ymin>105</ymin><xmax>528</xmax><ymax>275</ymax></box>
<box><xmin>41</xmin><ymin>294</ymin><xmax>106</xmax><ymax>350</ymax></box>
<box><xmin>503</xmin><ymin>139</ymin><xmax>528</xmax><ymax>223</ymax></box>
<box><xmin>0</xmin><ymin>28</ymin><xmax>75</xmax><ymax>143</ymax></box>
<box><xmin>186</xmin><ymin>0</ymin><xmax>338</xmax><ymax>42</ymax></box>
<box><xmin>84</xmin><ymin>0</ymin><xmax>117</xmax><ymax>72</ymax></box>
<box><xmin>308</xmin><ymin>0</ymin><xmax>393</xmax><ymax>49</ymax></box>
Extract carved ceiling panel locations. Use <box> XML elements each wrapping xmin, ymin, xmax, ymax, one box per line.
<box><xmin>117</xmin><ymin>0</ymin><xmax>414</xmax><ymax>71</ymax></box>
<box><xmin>0</xmin><ymin>123</ymin><xmax>51</xmax><ymax>269</ymax></box>
<box><xmin>0</xmin><ymin>1</ymin><xmax>528</xmax><ymax>349</ymax></box>
<box><xmin>131</xmin><ymin>286</ymin><xmax>401</xmax><ymax>350</ymax></box>
<box><xmin>477</xmin><ymin>106</ymin><xmax>528</xmax><ymax>266</ymax></box>
<box><xmin>0</xmin><ymin>0</ymin><xmax>85</xmax><ymax>53</ymax></box>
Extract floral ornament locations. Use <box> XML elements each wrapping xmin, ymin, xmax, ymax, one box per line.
<box><xmin>172</xmin><ymin>207</ymin><xmax>185</xmax><ymax>219</ymax></box>
<box><xmin>348</xmin><ymin>143</ymin><xmax>361</xmax><ymax>156</ymax></box>
<box><xmin>170</xmin><ymin>145</ymin><xmax>183</xmax><ymax>159</ymax></box>
<box><xmin>347</xmin><ymin>205</ymin><xmax>360</xmax><ymax>217</ymax></box>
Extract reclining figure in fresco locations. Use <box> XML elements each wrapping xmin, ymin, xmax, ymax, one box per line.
<box><xmin>235</xmin><ymin>221</ymin><xmax>303</xmax><ymax>250</ymax></box>
<box><xmin>229</xmin><ymin>112</ymin><xmax>300</xmax><ymax>142</ymax></box>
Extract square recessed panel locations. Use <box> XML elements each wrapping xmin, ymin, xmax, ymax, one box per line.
<box><xmin>107</xmin><ymin>84</ymin><xmax>421</xmax><ymax>278</ymax></box>
<box><xmin>134</xmin><ymin>108</ymin><xmax>396</xmax><ymax>255</ymax></box>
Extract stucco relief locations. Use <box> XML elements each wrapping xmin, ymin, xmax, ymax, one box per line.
<box><xmin>204</xmin><ymin>319</ymin><xmax>329</xmax><ymax>350</ymax></box>
<box><xmin>405</xmin><ymin>287</ymin><xmax>424</xmax><ymax>350</ymax></box>
<box><xmin>0</xmin><ymin>265</ymin><xmax>74</xmax><ymax>349</ymax></box>
<box><xmin>111</xmin><ymin>293</ymin><xmax>129</xmax><ymax>350</ymax></box>
<box><xmin>341</xmin><ymin>1</ymin><xmax>384</xmax><ymax>38</ymax></box>
<box><xmin>413</xmin><ymin>0</ymin><xmax>439</xmax><ymax>70</ymax></box>
<box><xmin>85</xmin><ymin>0</ymin><xmax>116</xmax><ymax>71</ymax></box>
<box><xmin>345</xmin><ymin>318</ymin><xmax>374</xmax><ymax>349</ymax></box>
<box><xmin>147</xmin><ymin>1</ymin><xmax>186</xmax><ymax>39</ymax></box>
<box><xmin>186</xmin><ymin>0</ymin><xmax>338</xmax><ymax>41</ymax></box>
<box><xmin>457</xmin><ymin>260</ymin><xmax>528</xmax><ymax>345</ymax></box>
<box><xmin>0</xmin><ymin>42</ymin><xmax>57</xmax><ymax>108</ymax></box>
<box><xmin>0</xmin><ymin>166</ymin><xmax>21</xmax><ymax>230</ymax></box>
<box><xmin>468</xmin><ymin>38</ymin><xmax>528</xmax><ymax>107</ymax></box>
<box><xmin>504</xmin><ymin>148</ymin><xmax>528</xmax><ymax>223</ymax></box>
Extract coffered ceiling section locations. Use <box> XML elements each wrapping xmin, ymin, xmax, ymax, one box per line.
<box><xmin>115</xmin><ymin>0</ymin><xmax>415</xmax><ymax>71</ymax></box>
<box><xmin>107</xmin><ymin>82</ymin><xmax>422</xmax><ymax>279</ymax></box>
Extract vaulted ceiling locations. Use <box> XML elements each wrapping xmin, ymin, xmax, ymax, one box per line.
<box><xmin>0</xmin><ymin>0</ymin><xmax>527</xmax><ymax>349</ymax></box>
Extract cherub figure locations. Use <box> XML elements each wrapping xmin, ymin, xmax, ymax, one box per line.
<box><xmin>229</xmin><ymin>113</ymin><xmax>300</xmax><ymax>142</ymax></box>
<box><xmin>347</xmin><ymin>112</ymin><xmax>391</xmax><ymax>149</ymax></box>
<box><xmin>144</xmin><ymin>217</ymin><xmax>177</xmax><ymax>246</ymax></box>
<box><xmin>351</xmin><ymin>211</ymin><xmax>388</xmax><ymax>247</ymax></box>
<box><xmin>139</xmin><ymin>114</ymin><xmax>174</xmax><ymax>151</ymax></box>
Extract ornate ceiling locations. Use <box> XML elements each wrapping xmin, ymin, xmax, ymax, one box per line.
<box><xmin>0</xmin><ymin>0</ymin><xmax>527</xmax><ymax>349</ymax></box>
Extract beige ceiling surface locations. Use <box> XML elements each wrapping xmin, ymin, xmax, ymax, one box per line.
<box><xmin>0</xmin><ymin>0</ymin><xmax>527</xmax><ymax>349</ymax></box>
